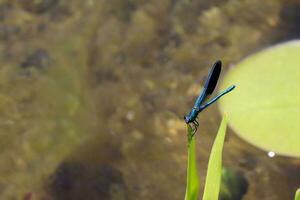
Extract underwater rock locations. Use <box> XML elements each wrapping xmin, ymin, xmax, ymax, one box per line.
<box><xmin>0</xmin><ymin>3</ymin><xmax>13</xmax><ymax>21</ymax></box>
<box><xmin>93</xmin><ymin>69</ymin><xmax>120</xmax><ymax>84</ymax></box>
<box><xmin>0</xmin><ymin>24</ymin><xmax>20</xmax><ymax>40</ymax></box>
<box><xmin>20</xmin><ymin>0</ymin><xmax>59</xmax><ymax>14</ymax></box>
<box><xmin>49</xmin><ymin>162</ymin><xmax>127</xmax><ymax>200</ymax></box>
<box><xmin>21</xmin><ymin>49</ymin><xmax>51</xmax><ymax>69</ymax></box>
<box><xmin>277</xmin><ymin>2</ymin><xmax>300</xmax><ymax>41</ymax></box>
<box><xmin>108</xmin><ymin>0</ymin><xmax>136</xmax><ymax>22</ymax></box>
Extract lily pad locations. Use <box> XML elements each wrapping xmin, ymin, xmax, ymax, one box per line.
<box><xmin>218</xmin><ymin>41</ymin><xmax>300</xmax><ymax>157</ymax></box>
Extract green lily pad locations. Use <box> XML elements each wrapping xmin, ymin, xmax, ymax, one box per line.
<box><xmin>218</xmin><ymin>41</ymin><xmax>300</xmax><ymax>157</ymax></box>
<box><xmin>295</xmin><ymin>188</ymin><xmax>300</xmax><ymax>200</ymax></box>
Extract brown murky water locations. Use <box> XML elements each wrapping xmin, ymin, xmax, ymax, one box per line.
<box><xmin>0</xmin><ymin>0</ymin><xmax>299</xmax><ymax>199</ymax></box>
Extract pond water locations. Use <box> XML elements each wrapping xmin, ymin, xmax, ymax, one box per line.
<box><xmin>0</xmin><ymin>0</ymin><xmax>299</xmax><ymax>199</ymax></box>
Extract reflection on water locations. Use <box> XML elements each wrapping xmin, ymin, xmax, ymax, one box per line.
<box><xmin>0</xmin><ymin>0</ymin><xmax>299</xmax><ymax>199</ymax></box>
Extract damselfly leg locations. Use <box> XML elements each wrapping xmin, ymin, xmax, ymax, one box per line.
<box><xmin>194</xmin><ymin>119</ymin><xmax>199</xmax><ymax>128</ymax></box>
<box><xmin>191</xmin><ymin>119</ymin><xmax>199</xmax><ymax>136</ymax></box>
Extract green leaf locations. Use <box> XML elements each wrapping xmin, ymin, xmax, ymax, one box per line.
<box><xmin>219</xmin><ymin>41</ymin><xmax>300</xmax><ymax>157</ymax></box>
<box><xmin>202</xmin><ymin>115</ymin><xmax>227</xmax><ymax>200</ymax></box>
<box><xmin>295</xmin><ymin>189</ymin><xmax>300</xmax><ymax>200</ymax></box>
<box><xmin>185</xmin><ymin>125</ymin><xmax>200</xmax><ymax>200</ymax></box>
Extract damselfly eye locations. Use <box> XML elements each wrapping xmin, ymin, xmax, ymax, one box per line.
<box><xmin>184</xmin><ymin>116</ymin><xmax>190</xmax><ymax>123</ymax></box>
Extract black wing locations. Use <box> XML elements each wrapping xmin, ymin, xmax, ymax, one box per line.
<box><xmin>193</xmin><ymin>60</ymin><xmax>222</xmax><ymax>108</ymax></box>
<box><xmin>204</xmin><ymin>60</ymin><xmax>221</xmax><ymax>95</ymax></box>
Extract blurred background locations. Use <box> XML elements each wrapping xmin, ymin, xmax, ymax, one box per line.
<box><xmin>0</xmin><ymin>0</ymin><xmax>299</xmax><ymax>199</ymax></box>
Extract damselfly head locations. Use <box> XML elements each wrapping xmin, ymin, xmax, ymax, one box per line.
<box><xmin>184</xmin><ymin>115</ymin><xmax>191</xmax><ymax>123</ymax></box>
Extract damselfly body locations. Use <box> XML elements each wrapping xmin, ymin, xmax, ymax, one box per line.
<box><xmin>184</xmin><ymin>60</ymin><xmax>235</xmax><ymax>135</ymax></box>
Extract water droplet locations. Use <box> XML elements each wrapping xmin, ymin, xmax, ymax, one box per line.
<box><xmin>268</xmin><ymin>151</ymin><xmax>276</xmax><ymax>158</ymax></box>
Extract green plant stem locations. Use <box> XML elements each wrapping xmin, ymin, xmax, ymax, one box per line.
<box><xmin>185</xmin><ymin>125</ymin><xmax>200</xmax><ymax>200</ymax></box>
